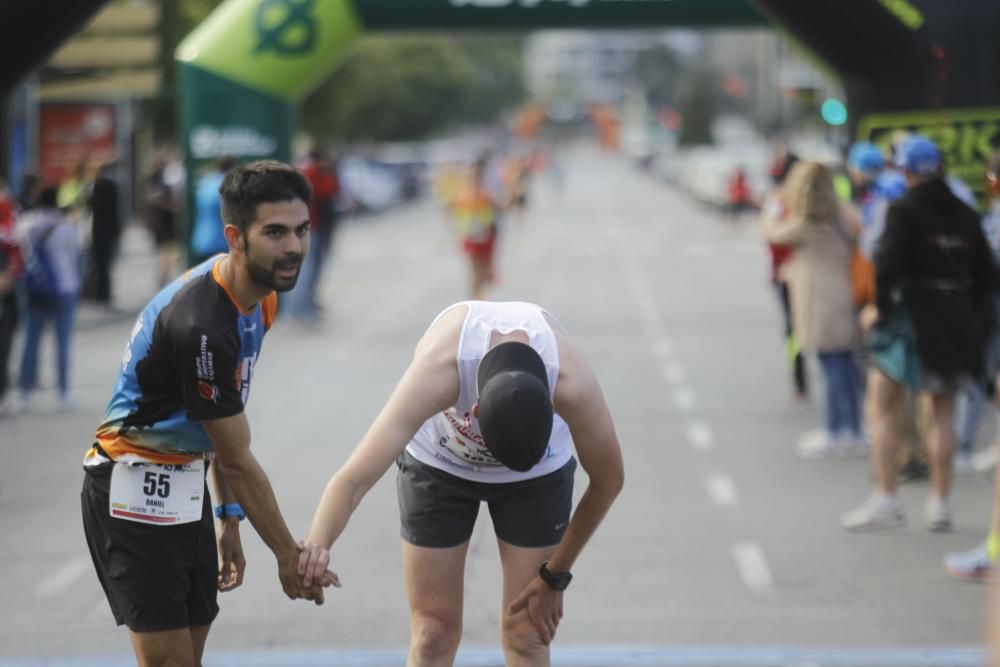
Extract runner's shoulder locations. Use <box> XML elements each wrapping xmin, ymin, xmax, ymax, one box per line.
<box><xmin>156</xmin><ymin>273</ymin><xmax>238</xmax><ymax>344</ymax></box>
<box><xmin>415</xmin><ymin>304</ymin><xmax>467</xmax><ymax>368</ymax></box>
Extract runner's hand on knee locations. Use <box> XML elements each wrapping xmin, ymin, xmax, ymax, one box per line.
<box><xmin>508</xmin><ymin>578</ymin><xmax>564</xmax><ymax>645</ymax></box>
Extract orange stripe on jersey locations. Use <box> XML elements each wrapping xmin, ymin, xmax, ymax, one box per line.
<box><xmin>262</xmin><ymin>292</ymin><xmax>277</xmax><ymax>331</ymax></box>
<box><xmin>97</xmin><ymin>433</ymin><xmax>201</xmax><ymax>465</ymax></box>
<box><xmin>211</xmin><ymin>258</ymin><xmax>254</xmax><ymax>316</ymax></box>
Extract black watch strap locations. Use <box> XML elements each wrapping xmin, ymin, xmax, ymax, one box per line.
<box><xmin>539</xmin><ymin>561</ymin><xmax>573</xmax><ymax>591</ymax></box>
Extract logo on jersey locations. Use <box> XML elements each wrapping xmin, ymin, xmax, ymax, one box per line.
<box><xmin>198</xmin><ymin>381</ymin><xmax>220</xmax><ymax>403</ymax></box>
<box><xmin>196</xmin><ymin>334</ymin><xmax>215</xmax><ymax>381</ymax></box>
<box><xmin>234</xmin><ymin>353</ymin><xmax>259</xmax><ymax>404</ymax></box>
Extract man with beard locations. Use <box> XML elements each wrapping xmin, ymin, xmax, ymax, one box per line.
<box><xmin>81</xmin><ymin>161</ymin><xmax>336</xmax><ymax>666</ymax></box>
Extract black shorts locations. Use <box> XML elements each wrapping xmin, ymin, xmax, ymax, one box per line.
<box><xmin>81</xmin><ymin>461</ymin><xmax>219</xmax><ymax>632</ymax></box>
<box><xmin>396</xmin><ymin>451</ymin><xmax>576</xmax><ymax>549</ymax></box>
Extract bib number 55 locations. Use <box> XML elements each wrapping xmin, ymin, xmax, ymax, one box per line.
<box><xmin>143</xmin><ymin>471</ymin><xmax>171</xmax><ymax>498</ymax></box>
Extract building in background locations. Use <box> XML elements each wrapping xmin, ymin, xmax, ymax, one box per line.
<box><xmin>524</xmin><ymin>28</ymin><xmax>840</xmax><ymax>140</ymax></box>
<box><xmin>9</xmin><ymin>0</ymin><xmax>162</xmax><ymax>215</ymax></box>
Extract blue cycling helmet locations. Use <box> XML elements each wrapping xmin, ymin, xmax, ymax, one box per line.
<box><xmin>847</xmin><ymin>142</ymin><xmax>885</xmax><ymax>175</ymax></box>
<box><xmin>895</xmin><ymin>135</ymin><xmax>940</xmax><ymax>176</ymax></box>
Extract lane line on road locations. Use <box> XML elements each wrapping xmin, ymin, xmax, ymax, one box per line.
<box><xmin>5</xmin><ymin>646</ymin><xmax>983</xmax><ymax>666</ymax></box>
<box><xmin>686</xmin><ymin>421</ymin><xmax>714</xmax><ymax>450</ymax></box>
<box><xmin>650</xmin><ymin>337</ymin><xmax>674</xmax><ymax>360</ymax></box>
<box><xmin>731</xmin><ymin>542</ymin><xmax>774</xmax><ymax>593</ymax></box>
<box><xmin>36</xmin><ymin>556</ymin><xmax>92</xmax><ymax>598</ymax></box>
<box><xmin>663</xmin><ymin>360</ymin><xmax>685</xmax><ymax>384</ymax></box>
<box><xmin>672</xmin><ymin>387</ymin><xmax>697</xmax><ymax>412</ymax></box>
<box><xmin>705</xmin><ymin>474</ymin><xmax>738</xmax><ymax>506</ymax></box>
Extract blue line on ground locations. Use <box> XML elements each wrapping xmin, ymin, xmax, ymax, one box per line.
<box><xmin>0</xmin><ymin>646</ymin><xmax>986</xmax><ymax>667</ymax></box>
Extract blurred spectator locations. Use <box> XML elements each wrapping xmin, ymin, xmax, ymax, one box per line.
<box><xmin>727</xmin><ymin>166</ymin><xmax>753</xmax><ymax>217</ymax></box>
<box><xmin>88</xmin><ymin>159</ymin><xmax>121</xmax><ymax>306</ymax></box>
<box><xmin>57</xmin><ymin>159</ymin><xmax>89</xmax><ymax>214</ymax></box>
<box><xmin>763</xmin><ymin>161</ymin><xmax>863</xmax><ymax>457</ymax></box>
<box><xmin>945</xmin><ymin>149</ymin><xmax>1000</xmax><ymax>580</ymax></box>
<box><xmin>760</xmin><ymin>150</ymin><xmax>808</xmax><ymax>402</ymax></box>
<box><xmin>16</xmin><ymin>172</ymin><xmax>39</xmax><ymax>214</ymax></box>
<box><xmin>843</xmin><ymin>136</ymin><xmax>996</xmax><ymax>532</ymax></box>
<box><xmin>146</xmin><ymin>157</ymin><xmax>180</xmax><ymax>287</ymax></box>
<box><xmin>846</xmin><ymin>143</ymin><xmax>931</xmax><ymax>482</ymax></box>
<box><xmin>283</xmin><ymin>149</ymin><xmax>340</xmax><ymax>324</ymax></box>
<box><xmin>0</xmin><ymin>179</ymin><xmax>21</xmax><ymax>416</ymax></box>
<box><xmin>453</xmin><ymin>155</ymin><xmax>501</xmax><ymax>300</ymax></box>
<box><xmin>17</xmin><ymin>186</ymin><xmax>83</xmax><ymax>412</ymax></box>
<box><xmin>190</xmin><ymin>157</ymin><xmax>235</xmax><ymax>265</ymax></box>
<box><xmin>503</xmin><ymin>155</ymin><xmax>532</xmax><ymax>223</ymax></box>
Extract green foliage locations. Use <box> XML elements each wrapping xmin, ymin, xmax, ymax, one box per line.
<box><xmin>452</xmin><ymin>37</ymin><xmax>527</xmax><ymax>125</ymax></box>
<box><xmin>630</xmin><ymin>44</ymin><xmax>682</xmax><ymax>109</ymax></box>
<box><xmin>302</xmin><ymin>35</ymin><xmax>525</xmax><ymax>143</ymax></box>
<box><xmin>155</xmin><ymin>2</ymin><xmax>525</xmax><ymax>144</ymax></box>
<box><xmin>677</xmin><ymin>66</ymin><xmax>715</xmax><ymax>146</ymax></box>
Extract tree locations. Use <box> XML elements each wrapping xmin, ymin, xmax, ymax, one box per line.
<box><xmin>302</xmin><ymin>35</ymin><xmax>526</xmax><ymax>143</ymax></box>
<box><xmin>452</xmin><ymin>37</ymin><xmax>526</xmax><ymax>125</ymax></box>
<box><xmin>630</xmin><ymin>43</ymin><xmax>682</xmax><ymax>110</ymax></box>
<box><xmin>677</xmin><ymin>66</ymin><xmax>716</xmax><ymax>146</ymax></box>
<box><xmin>302</xmin><ymin>36</ymin><xmax>473</xmax><ymax>142</ymax></box>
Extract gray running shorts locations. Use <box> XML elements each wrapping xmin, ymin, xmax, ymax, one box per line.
<box><xmin>396</xmin><ymin>451</ymin><xmax>576</xmax><ymax>549</ymax></box>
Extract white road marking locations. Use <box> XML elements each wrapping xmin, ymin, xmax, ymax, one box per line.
<box><xmin>37</xmin><ymin>556</ymin><xmax>92</xmax><ymax>598</ymax></box>
<box><xmin>731</xmin><ymin>542</ymin><xmax>775</xmax><ymax>593</ymax></box>
<box><xmin>686</xmin><ymin>421</ymin><xmax>714</xmax><ymax>450</ymax></box>
<box><xmin>706</xmin><ymin>474</ymin><xmax>738</xmax><ymax>506</ymax></box>
<box><xmin>649</xmin><ymin>335</ymin><xmax>674</xmax><ymax>360</ymax></box>
<box><xmin>672</xmin><ymin>387</ymin><xmax>697</xmax><ymax>412</ymax></box>
<box><xmin>663</xmin><ymin>360</ymin><xmax>686</xmax><ymax>384</ymax></box>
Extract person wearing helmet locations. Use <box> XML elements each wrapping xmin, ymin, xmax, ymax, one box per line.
<box><xmin>842</xmin><ymin>136</ymin><xmax>997</xmax><ymax>532</ymax></box>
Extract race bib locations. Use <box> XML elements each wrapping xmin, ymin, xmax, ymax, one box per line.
<box><xmin>108</xmin><ymin>460</ymin><xmax>205</xmax><ymax>525</ymax></box>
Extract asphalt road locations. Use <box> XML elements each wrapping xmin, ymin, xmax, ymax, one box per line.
<box><xmin>0</xmin><ymin>146</ymin><xmax>994</xmax><ymax>666</ymax></box>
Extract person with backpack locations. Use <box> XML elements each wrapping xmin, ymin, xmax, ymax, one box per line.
<box><xmin>17</xmin><ymin>186</ymin><xmax>82</xmax><ymax>412</ymax></box>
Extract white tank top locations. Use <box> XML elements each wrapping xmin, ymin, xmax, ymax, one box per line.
<box><xmin>406</xmin><ymin>301</ymin><xmax>573</xmax><ymax>483</ymax></box>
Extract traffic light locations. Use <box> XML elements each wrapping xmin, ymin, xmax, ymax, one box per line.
<box><xmin>821</xmin><ymin>98</ymin><xmax>848</xmax><ymax>126</ymax></box>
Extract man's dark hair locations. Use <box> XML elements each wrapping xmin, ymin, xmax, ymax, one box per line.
<box><xmin>38</xmin><ymin>186</ymin><xmax>58</xmax><ymax>208</ymax></box>
<box><xmin>219</xmin><ymin>160</ymin><xmax>311</xmax><ymax>233</ymax></box>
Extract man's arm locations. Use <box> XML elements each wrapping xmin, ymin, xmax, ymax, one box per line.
<box><xmin>300</xmin><ymin>324</ymin><xmax>461</xmax><ymax>585</ymax></box>
<box><xmin>208</xmin><ymin>458</ymin><xmax>246</xmax><ymax>592</ymax></box>
<box><xmin>203</xmin><ymin>413</ymin><xmax>324</xmax><ymax>603</ymax></box>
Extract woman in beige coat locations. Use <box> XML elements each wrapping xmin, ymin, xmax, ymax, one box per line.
<box><xmin>763</xmin><ymin>161</ymin><xmax>863</xmax><ymax>455</ymax></box>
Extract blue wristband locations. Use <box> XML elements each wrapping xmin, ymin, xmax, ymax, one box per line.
<box><xmin>214</xmin><ymin>503</ymin><xmax>246</xmax><ymax>521</ymax></box>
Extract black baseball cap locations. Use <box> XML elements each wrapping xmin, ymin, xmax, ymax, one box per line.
<box><xmin>476</xmin><ymin>341</ymin><xmax>554</xmax><ymax>472</ymax></box>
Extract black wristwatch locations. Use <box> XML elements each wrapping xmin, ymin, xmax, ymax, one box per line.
<box><xmin>539</xmin><ymin>561</ymin><xmax>572</xmax><ymax>591</ymax></box>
